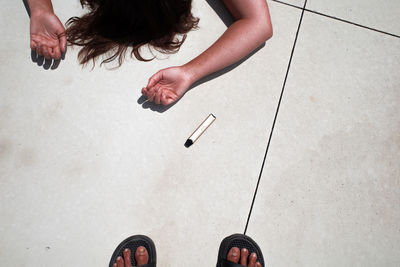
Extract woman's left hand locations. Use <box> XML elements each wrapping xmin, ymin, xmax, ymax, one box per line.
<box><xmin>142</xmin><ymin>66</ymin><xmax>194</xmax><ymax>106</ymax></box>
<box><xmin>30</xmin><ymin>10</ymin><xmax>66</xmax><ymax>60</ymax></box>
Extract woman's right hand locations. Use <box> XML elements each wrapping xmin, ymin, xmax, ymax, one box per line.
<box><xmin>30</xmin><ymin>10</ymin><xmax>66</xmax><ymax>60</ymax></box>
<box><xmin>142</xmin><ymin>66</ymin><xmax>194</xmax><ymax>106</ymax></box>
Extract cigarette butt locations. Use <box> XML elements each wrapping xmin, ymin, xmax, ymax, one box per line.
<box><xmin>185</xmin><ymin>114</ymin><xmax>216</xmax><ymax>148</ymax></box>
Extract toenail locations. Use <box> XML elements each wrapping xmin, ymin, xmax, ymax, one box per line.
<box><xmin>139</xmin><ymin>247</ymin><xmax>145</xmax><ymax>252</ymax></box>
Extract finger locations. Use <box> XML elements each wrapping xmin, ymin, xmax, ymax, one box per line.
<box><xmin>146</xmin><ymin>90</ymin><xmax>154</xmax><ymax>102</ymax></box>
<box><xmin>52</xmin><ymin>45</ymin><xmax>61</xmax><ymax>59</ymax></box>
<box><xmin>36</xmin><ymin>45</ymin><xmax>44</xmax><ymax>56</ymax></box>
<box><xmin>154</xmin><ymin>88</ymin><xmax>162</xmax><ymax>105</ymax></box>
<box><xmin>58</xmin><ymin>32</ymin><xmax>67</xmax><ymax>53</ymax></box>
<box><xmin>116</xmin><ymin>256</ymin><xmax>124</xmax><ymax>267</ymax></box>
<box><xmin>123</xmin><ymin>249</ymin><xmax>132</xmax><ymax>267</ymax></box>
<box><xmin>160</xmin><ymin>91</ymin><xmax>168</xmax><ymax>106</ymax></box>
<box><xmin>162</xmin><ymin>91</ymin><xmax>174</xmax><ymax>106</ymax></box>
<box><xmin>42</xmin><ymin>46</ymin><xmax>52</xmax><ymax>59</ymax></box>
<box><xmin>163</xmin><ymin>90</ymin><xmax>179</xmax><ymax>105</ymax></box>
<box><xmin>48</xmin><ymin>47</ymin><xmax>56</xmax><ymax>58</ymax></box>
<box><xmin>144</xmin><ymin>85</ymin><xmax>154</xmax><ymax>96</ymax></box>
<box><xmin>146</xmin><ymin>85</ymin><xmax>159</xmax><ymax>102</ymax></box>
<box><xmin>30</xmin><ymin>40</ymin><xmax>37</xmax><ymax>50</ymax></box>
<box><xmin>165</xmin><ymin>98</ymin><xmax>175</xmax><ymax>105</ymax></box>
<box><xmin>142</xmin><ymin>87</ymin><xmax>149</xmax><ymax>97</ymax></box>
<box><xmin>147</xmin><ymin>70</ymin><xmax>163</xmax><ymax>88</ymax></box>
<box><xmin>147</xmin><ymin>86</ymin><xmax>160</xmax><ymax>103</ymax></box>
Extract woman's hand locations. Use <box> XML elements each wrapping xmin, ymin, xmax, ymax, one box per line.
<box><xmin>30</xmin><ymin>11</ymin><xmax>66</xmax><ymax>59</ymax></box>
<box><xmin>142</xmin><ymin>66</ymin><xmax>194</xmax><ymax>106</ymax></box>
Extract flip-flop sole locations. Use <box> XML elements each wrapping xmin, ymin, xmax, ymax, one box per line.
<box><xmin>109</xmin><ymin>235</ymin><xmax>156</xmax><ymax>267</ymax></box>
<box><xmin>216</xmin><ymin>233</ymin><xmax>265</xmax><ymax>267</ymax></box>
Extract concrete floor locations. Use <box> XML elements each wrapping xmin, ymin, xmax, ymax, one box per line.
<box><xmin>0</xmin><ymin>0</ymin><xmax>399</xmax><ymax>266</ymax></box>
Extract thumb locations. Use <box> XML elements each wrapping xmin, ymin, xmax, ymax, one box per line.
<box><xmin>164</xmin><ymin>89</ymin><xmax>179</xmax><ymax>105</ymax></box>
<box><xmin>53</xmin><ymin>15</ymin><xmax>67</xmax><ymax>53</ymax></box>
<box><xmin>58</xmin><ymin>32</ymin><xmax>67</xmax><ymax>53</ymax></box>
<box><xmin>147</xmin><ymin>70</ymin><xmax>164</xmax><ymax>88</ymax></box>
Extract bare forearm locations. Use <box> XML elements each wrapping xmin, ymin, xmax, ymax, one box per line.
<box><xmin>27</xmin><ymin>0</ymin><xmax>54</xmax><ymax>15</ymax></box>
<box><xmin>183</xmin><ymin>18</ymin><xmax>272</xmax><ymax>83</ymax></box>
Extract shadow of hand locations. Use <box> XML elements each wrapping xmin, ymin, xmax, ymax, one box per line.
<box><xmin>137</xmin><ymin>95</ymin><xmax>178</xmax><ymax>113</ymax></box>
<box><xmin>30</xmin><ymin>49</ymin><xmax>65</xmax><ymax>70</ymax></box>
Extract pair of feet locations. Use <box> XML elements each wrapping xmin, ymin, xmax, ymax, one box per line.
<box><xmin>112</xmin><ymin>246</ymin><xmax>262</xmax><ymax>267</ymax></box>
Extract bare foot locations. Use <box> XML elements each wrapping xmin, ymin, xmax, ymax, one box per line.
<box><xmin>227</xmin><ymin>247</ymin><xmax>262</xmax><ymax>267</ymax></box>
<box><xmin>112</xmin><ymin>246</ymin><xmax>149</xmax><ymax>267</ymax></box>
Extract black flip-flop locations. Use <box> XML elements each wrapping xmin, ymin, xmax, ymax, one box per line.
<box><xmin>216</xmin><ymin>234</ymin><xmax>265</xmax><ymax>267</ymax></box>
<box><xmin>109</xmin><ymin>235</ymin><xmax>156</xmax><ymax>267</ymax></box>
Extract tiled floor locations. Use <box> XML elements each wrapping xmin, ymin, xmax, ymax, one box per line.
<box><xmin>0</xmin><ymin>0</ymin><xmax>399</xmax><ymax>266</ymax></box>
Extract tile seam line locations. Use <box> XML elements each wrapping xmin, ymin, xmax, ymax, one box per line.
<box><xmin>243</xmin><ymin>0</ymin><xmax>308</xmax><ymax>236</ymax></box>
<box><xmin>272</xmin><ymin>0</ymin><xmax>400</xmax><ymax>39</ymax></box>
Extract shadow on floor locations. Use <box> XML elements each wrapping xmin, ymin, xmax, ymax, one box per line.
<box><xmin>22</xmin><ymin>0</ymin><xmax>65</xmax><ymax>70</ymax></box>
<box><xmin>205</xmin><ymin>0</ymin><xmax>235</xmax><ymax>27</ymax></box>
<box><xmin>139</xmin><ymin>0</ymin><xmax>266</xmax><ymax>113</ymax></box>
<box><xmin>137</xmin><ymin>95</ymin><xmax>179</xmax><ymax>113</ymax></box>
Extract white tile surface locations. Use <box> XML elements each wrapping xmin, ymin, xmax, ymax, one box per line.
<box><xmin>278</xmin><ymin>0</ymin><xmax>305</xmax><ymax>8</ymax></box>
<box><xmin>247</xmin><ymin>11</ymin><xmax>400</xmax><ymax>267</ymax></box>
<box><xmin>0</xmin><ymin>1</ymin><xmax>302</xmax><ymax>266</ymax></box>
<box><xmin>307</xmin><ymin>0</ymin><xmax>400</xmax><ymax>36</ymax></box>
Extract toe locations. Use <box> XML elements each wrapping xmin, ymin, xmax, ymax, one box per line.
<box><xmin>248</xmin><ymin>253</ymin><xmax>257</xmax><ymax>267</ymax></box>
<box><xmin>255</xmin><ymin>261</ymin><xmax>262</xmax><ymax>267</ymax></box>
<box><xmin>227</xmin><ymin>247</ymin><xmax>240</xmax><ymax>263</ymax></box>
<box><xmin>116</xmin><ymin>256</ymin><xmax>124</xmax><ymax>267</ymax></box>
<box><xmin>123</xmin><ymin>249</ymin><xmax>132</xmax><ymax>267</ymax></box>
<box><xmin>240</xmin><ymin>248</ymin><xmax>248</xmax><ymax>266</ymax></box>
<box><xmin>135</xmin><ymin>246</ymin><xmax>149</xmax><ymax>266</ymax></box>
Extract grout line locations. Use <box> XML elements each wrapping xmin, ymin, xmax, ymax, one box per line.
<box><xmin>304</xmin><ymin>9</ymin><xmax>400</xmax><ymax>38</ymax></box>
<box><xmin>272</xmin><ymin>0</ymin><xmax>400</xmax><ymax>38</ymax></box>
<box><xmin>243</xmin><ymin>0</ymin><xmax>308</xmax><ymax>236</ymax></box>
<box><xmin>272</xmin><ymin>0</ymin><xmax>303</xmax><ymax>10</ymax></box>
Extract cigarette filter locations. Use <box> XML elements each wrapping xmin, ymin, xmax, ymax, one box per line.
<box><xmin>184</xmin><ymin>114</ymin><xmax>216</xmax><ymax>148</ymax></box>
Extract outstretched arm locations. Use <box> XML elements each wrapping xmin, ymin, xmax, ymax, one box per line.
<box><xmin>142</xmin><ymin>0</ymin><xmax>273</xmax><ymax>105</ymax></box>
<box><xmin>183</xmin><ymin>0</ymin><xmax>273</xmax><ymax>84</ymax></box>
<box><xmin>27</xmin><ymin>0</ymin><xmax>66</xmax><ymax>59</ymax></box>
<box><xmin>27</xmin><ymin>0</ymin><xmax>53</xmax><ymax>13</ymax></box>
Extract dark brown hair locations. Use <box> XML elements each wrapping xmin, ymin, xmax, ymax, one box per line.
<box><xmin>66</xmin><ymin>0</ymin><xmax>199</xmax><ymax>67</ymax></box>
